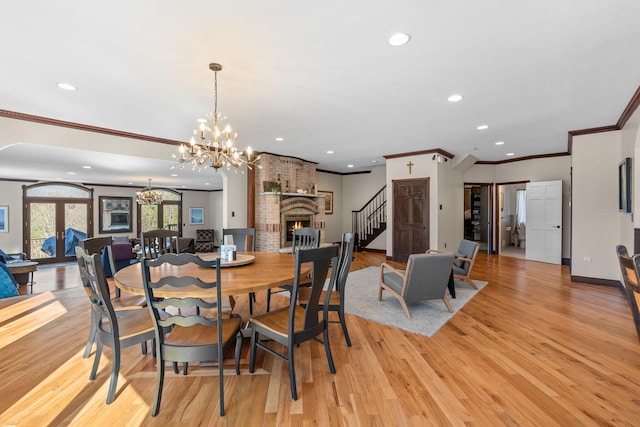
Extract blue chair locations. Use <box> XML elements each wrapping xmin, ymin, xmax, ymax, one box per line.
<box><xmin>0</xmin><ymin>262</ymin><xmax>20</xmax><ymax>299</ymax></box>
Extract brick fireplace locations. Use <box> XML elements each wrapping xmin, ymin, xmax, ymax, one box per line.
<box><xmin>254</xmin><ymin>153</ymin><xmax>325</xmax><ymax>251</ymax></box>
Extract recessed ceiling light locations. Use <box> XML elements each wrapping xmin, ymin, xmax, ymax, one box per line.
<box><xmin>347</xmin><ymin>164</ymin><xmax>354</xmax><ymax>168</ymax></box>
<box><xmin>448</xmin><ymin>94</ymin><xmax>463</xmax><ymax>102</ymax></box>
<box><xmin>388</xmin><ymin>33</ymin><xmax>410</xmax><ymax>46</ymax></box>
<box><xmin>506</xmin><ymin>152</ymin><xmax>515</xmax><ymax>156</ymax></box>
<box><xmin>477</xmin><ymin>125</ymin><xmax>488</xmax><ymax>130</ymax></box>
<box><xmin>171</xmin><ymin>173</ymin><xmax>178</xmax><ymax>177</ymax></box>
<box><xmin>57</xmin><ymin>83</ymin><xmax>76</xmax><ymax>91</ymax></box>
<box><xmin>495</xmin><ymin>141</ymin><xmax>505</xmax><ymax>145</ymax></box>
<box><xmin>67</xmin><ymin>172</ymin><xmax>76</xmax><ymax>175</ymax></box>
<box><xmin>469</xmin><ymin>147</ymin><xmax>478</xmax><ymax>151</ymax></box>
<box><xmin>204</xmin><ymin>182</ymin><xmax>210</xmax><ymax>186</ymax></box>
<box><xmin>326</xmin><ymin>150</ymin><xmax>334</xmax><ymax>154</ymax></box>
<box><xmin>181</xmin><ymin>185</ymin><xmax>186</xmax><ymax>188</ymax></box>
<box><xmin>275</xmin><ymin>137</ymin><xmax>284</xmax><ymax>142</ymax></box>
<box><xmin>371</xmin><ymin>160</ymin><xmax>378</xmax><ymax>163</ymax></box>
<box><xmin>127</xmin><ymin>182</ymin><xmax>133</xmax><ymax>185</ymax></box>
<box><xmin>82</xmin><ymin>165</ymin><xmax>92</xmax><ymax>169</ymax></box>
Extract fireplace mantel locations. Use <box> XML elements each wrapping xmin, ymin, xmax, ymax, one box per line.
<box><xmin>260</xmin><ymin>192</ymin><xmax>325</xmax><ymax>198</ymax></box>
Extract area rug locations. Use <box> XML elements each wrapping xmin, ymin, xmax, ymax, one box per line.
<box><xmin>343</xmin><ymin>266</ymin><xmax>488</xmax><ymax>337</ymax></box>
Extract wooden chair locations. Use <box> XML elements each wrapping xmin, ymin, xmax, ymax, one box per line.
<box><xmin>299</xmin><ymin>232</ymin><xmax>355</xmax><ymax>346</ymax></box>
<box><xmin>616</xmin><ymin>245</ymin><xmax>640</xmax><ymax>342</ymax></box>
<box><xmin>141</xmin><ymin>253</ymin><xmax>243</xmax><ymax>416</ymax></box>
<box><xmin>379</xmin><ymin>252</ymin><xmax>454</xmax><ymax>318</ymax></box>
<box><xmin>429</xmin><ymin>239</ymin><xmax>480</xmax><ymax>289</ymax></box>
<box><xmin>249</xmin><ymin>245</ymin><xmax>339</xmax><ymax>400</ymax></box>
<box><xmin>141</xmin><ymin>229</ymin><xmax>179</xmax><ymax>259</ymax></box>
<box><xmin>266</xmin><ymin>227</ymin><xmax>321</xmax><ymax>312</ymax></box>
<box><xmin>75</xmin><ymin>246</ymin><xmax>155</xmax><ymax>404</ymax></box>
<box><xmin>78</xmin><ymin>237</ymin><xmax>146</xmax><ymax>359</ymax></box>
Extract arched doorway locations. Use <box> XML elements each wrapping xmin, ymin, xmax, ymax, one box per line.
<box><xmin>22</xmin><ymin>182</ymin><xmax>93</xmax><ymax>264</ymax></box>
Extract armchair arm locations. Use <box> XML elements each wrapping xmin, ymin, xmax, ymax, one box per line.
<box><xmin>381</xmin><ymin>262</ymin><xmax>405</xmax><ymax>279</ymax></box>
<box><xmin>454</xmin><ymin>256</ymin><xmax>472</xmax><ymax>263</ymax></box>
<box><xmin>426</xmin><ymin>249</ymin><xmax>445</xmax><ymax>254</ymax></box>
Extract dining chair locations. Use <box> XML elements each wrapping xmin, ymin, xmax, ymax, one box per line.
<box><xmin>616</xmin><ymin>245</ymin><xmax>640</xmax><ymax>342</ymax></box>
<box><xmin>249</xmin><ymin>245</ymin><xmax>339</xmax><ymax>400</ymax></box>
<box><xmin>379</xmin><ymin>252</ymin><xmax>454</xmax><ymax>318</ymax></box>
<box><xmin>75</xmin><ymin>246</ymin><xmax>156</xmax><ymax>404</ymax></box>
<box><xmin>299</xmin><ymin>232</ymin><xmax>355</xmax><ymax>346</ymax></box>
<box><xmin>141</xmin><ymin>229</ymin><xmax>179</xmax><ymax>259</ymax></box>
<box><xmin>223</xmin><ymin>228</ymin><xmax>257</xmax><ymax>313</ymax></box>
<box><xmin>141</xmin><ymin>253</ymin><xmax>243</xmax><ymax>417</ymax></box>
<box><xmin>78</xmin><ymin>237</ymin><xmax>146</xmax><ymax>359</ymax></box>
<box><xmin>266</xmin><ymin>227</ymin><xmax>321</xmax><ymax>312</ymax></box>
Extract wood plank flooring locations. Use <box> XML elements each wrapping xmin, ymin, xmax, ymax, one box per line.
<box><xmin>1</xmin><ymin>251</ymin><xmax>640</xmax><ymax>426</ymax></box>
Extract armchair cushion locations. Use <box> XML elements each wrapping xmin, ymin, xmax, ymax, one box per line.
<box><xmin>453</xmin><ymin>251</ymin><xmax>465</xmax><ymax>268</ymax></box>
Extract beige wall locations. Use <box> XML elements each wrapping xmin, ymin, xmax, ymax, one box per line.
<box><xmin>316</xmin><ymin>171</ymin><xmax>344</xmax><ymax>243</ymax></box>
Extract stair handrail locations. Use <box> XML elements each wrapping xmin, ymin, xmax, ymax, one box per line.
<box><xmin>352</xmin><ymin>186</ymin><xmax>386</xmax><ymax>249</ymax></box>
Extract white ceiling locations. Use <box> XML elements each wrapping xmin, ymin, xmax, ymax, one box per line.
<box><xmin>1</xmin><ymin>1</ymin><xmax>640</xmax><ymax>190</ymax></box>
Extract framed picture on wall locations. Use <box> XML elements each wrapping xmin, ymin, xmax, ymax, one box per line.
<box><xmin>99</xmin><ymin>196</ymin><xmax>133</xmax><ymax>233</ymax></box>
<box><xmin>619</xmin><ymin>157</ymin><xmax>632</xmax><ymax>213</ymax></box>
<box><xmin>0</xmin><ymin>206</ymin><xmax>8</xmax><ymax>232</ymax></box>
<box><xmin>190</xmin><ymin>207</ymin><xmax>205</xmax><ymax>225</ymax></box>
<box><xmin>318</xmin><ymin>190</ymin><xmax>333</xmax><ymax>215</ymax></box>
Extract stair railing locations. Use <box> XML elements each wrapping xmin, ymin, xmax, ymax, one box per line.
<box><xmin>352</xmin><ymin>186</ymin><xmax>386</xmax><ymax>249</ymax></box>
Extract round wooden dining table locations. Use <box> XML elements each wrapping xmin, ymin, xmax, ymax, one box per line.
<box><xmin>114</xmin><ymin>252</ymin><xmax>297</xmax><ymax>298</ymax></box>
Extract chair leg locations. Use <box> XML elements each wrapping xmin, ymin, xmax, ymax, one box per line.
<box><xmin>84</xmin><ymin>312</ymin><xmax>98</xmax><ymax>358</ymax></box>
<box><xmin>141</xmin><ymin>341</ymin><xmax>148</xmax><ymax>355</ymax></box>
<box><xmin>173</xmin><ymin>362</ymin><xmax>179</xmax><ymax>374</ymax></box>
<box><xmin>288</xmin><ymin>343</ymin><xmax>297</xmax><ymax>400</ymax></box>
<box><xmin>89</xmin><ymin>339</ymin><xmax>103</xmax><ymax>380</ymax></box>
<box><xmin>464</xmin><ymin>276</ymin><xmax>478</xmax><ymax>289</ymax></box>
<box><xmin>266</xmin><ymin>290</ymin><xmax>271</xmax><ymax>312</ymax></box>
<box><xmin>234</xmin><ymin>331</ymin><xmax>242</xmax><ymax>375</ymax></box>
<box><xmin>338</xmin><ymin>310</ymin><xmax>351</xmax><ymax>347</ymax></box>
<box><xmin>443</xmin><ymin>296</ymin><xmax>454</xmax><ymax>313</ymax></box>
<box><xmin>399</xmin><ymin>299</ymin><xmax>412</xmax><ymax>319</ymax></box>
<box><xmin>152</xmin><ymin>348</ymin><xmax>165</xmax><ymax>416</ymax></box>
<box><xmin>249</xmin><ymin>329</ymin><xmax>258</xmax><ymax>373</ymax></box>
<box><xmin>183</xmin><ymin>363</ymin><xmax>189</xmax><ymax>375</ymax></box>
<box><xmin>106</xmin><ymin>340</ymin><xmax>121</xmax><ymax>404</ymax></box>
<box><xmin>323</xmin><ymin>327</ymin><xmax>336</xmax><ymax>374</ymax></box>
<box><xmin>249</xmin><ymin>292</ymin><xmax>254</xmax><ymax>315</ymax></box>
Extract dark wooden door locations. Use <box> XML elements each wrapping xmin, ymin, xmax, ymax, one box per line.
<box><xmin>392</xmin><ymin>178</ymin><xmax>429</xmax><ymax>262</ymax></box>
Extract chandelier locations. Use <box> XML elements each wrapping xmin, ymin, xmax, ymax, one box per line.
<box><xmin>173</xmin><ymin>63</ymin><xmax>261</xmax><ymax>172</ymax></box>
<box><xmin>136</xmin><ymin>179</ymin><xmax>163</xmax><ymax>205</ymax></box>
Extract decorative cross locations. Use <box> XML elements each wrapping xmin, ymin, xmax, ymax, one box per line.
<box><xmin>407</xmin><ymin>161</ymin><xmax>414</xmax><ymax>174</ymax></box>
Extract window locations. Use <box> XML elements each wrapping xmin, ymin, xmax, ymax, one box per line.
<box><xmin>515</xmin><ymin>189</ymin><xmax>526</xmax><ymax>226</ymax></box>
<box><xmin>136</xmin><ymin>188</ymin><xmax>182</xmax><ymax>235</ymax></box>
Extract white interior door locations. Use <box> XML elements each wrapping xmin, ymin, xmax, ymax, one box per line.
<box><xmin>525</xmin><ymin>180</ymin><xmax>562</xmax><ymax>264</ymax></box>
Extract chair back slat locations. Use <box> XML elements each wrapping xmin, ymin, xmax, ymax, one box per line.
<box><xmin>290</xmin><ymin>245</ymin><xmax>339</xmax><ymax>335</ymax></box>
<box><xmin>292</xmin><ymin>227</ymin><xmax>321</xmax><ymax>252</ymax></box>
<box><xmin>334</xmin><ymin>233</ymin><xmax>355</xmax><ymax>295</ymax></box>
<box><xmin>141</xmin><ymin>230</ymin><xmax>179</xmax><ymax>259</ymax></box>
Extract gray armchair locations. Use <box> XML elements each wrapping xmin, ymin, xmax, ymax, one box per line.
<box><xmin>429</xmin><ymin>239</ymin><xmax>480</xmax><ymax>290</ymax></box>
<box><xmin>378</xmin><ymin>252</ymin><xmax>454</xmax><ymax>318</ymax></box>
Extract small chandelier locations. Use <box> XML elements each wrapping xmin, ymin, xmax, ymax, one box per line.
<box><xmin>173</xmin><ymin>63</ymin><xmax>261</xmax><ymax>172</ymax></box>
<box><xmin>136</xmin><ymin>179</ymin><xmax>163</xmax><ymax>205</ymax></box>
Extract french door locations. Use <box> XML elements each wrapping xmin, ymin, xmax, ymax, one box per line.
<box><xmin>23</xmin><ymin>183</ymin><xmax>92</xmax><ymax>265</ymax></box>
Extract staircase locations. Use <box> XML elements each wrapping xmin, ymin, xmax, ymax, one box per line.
<box><xmin>352</xmin><ymin>186</ymin><xmax>386</xmax><ymax>251</ymax></box>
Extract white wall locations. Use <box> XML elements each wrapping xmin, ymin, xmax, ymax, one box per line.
<box><xmin>572</xmin><ymin>131</ymin><xmax>622</xmax><ymax>279</ymax></box>
<box><xmin>437</xmin><ymin>158</ymin><xmax>464</xmax><ymax>251</ymax></box>
<box><xmin>316</xmin><ymin>171</ymin><xmax>344</xmax><ymax>243</ymax></box>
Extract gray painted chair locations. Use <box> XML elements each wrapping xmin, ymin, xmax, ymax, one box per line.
<box><xmin>141</xmin><ymin>253</ymin><xmax>243</xmax><ymax>417</ymax></box>
<box><xmin>266</xmin><ymin>227</ymin><xmax>321</xmax><ymax>312</ymax></box>
<box><xmin>78</xmin><ymin>237</ymin><xmax>146</xmax><ymax>359</ymax></box>
<box><xmin>75</xmin><ymin>246</ymin><xmax>155</xmax><ymax>404</ymax></box>
<box><xmin>249</xmin><ymin>245</ymin><xmax>339</xmax><ymax>400</ymax></box>
<box><xmin>299</xmin><ymin>232</ymin><xmax>355</xmax><ymax>346</ymax></box>
<box><xmin>378</xmin><ymin>252</ymin><xmax>454</xmax><ymax>318</ymax></box>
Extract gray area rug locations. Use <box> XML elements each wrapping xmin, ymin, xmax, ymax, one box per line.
<box><xmin>343</xmin><ymin>266</ymin><xmax>488</xmax><ymax>337</ymax></box>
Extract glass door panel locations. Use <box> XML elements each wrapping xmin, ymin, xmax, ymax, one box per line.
<box><xmin>29</xmin><ymin>203</ymin><xmax>57</xmax><ymax>260</ymax></box>
<box><xmin>163</xmin><ymin>204</ymin><xmax>179</xmax><ymax>230</ymax></box>
<box><xmin>141</xmin><ymin>205</ymin><xmax>158</xmax><ymax>233</ymax></box>
<box><xmin>63</xmin><ymin>202</ymin><xmax>88</xmax><ymax>259</ymax></box>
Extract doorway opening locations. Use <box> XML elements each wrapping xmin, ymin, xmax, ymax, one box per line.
<box><xmin>497</xmin><ymin>183</ymin><xmax>527</xmax><ymax>259</ymax></box>
<box><xmin>463</xmin><ymin>183</ymin><xmax>492</xmax><ymax>253</ymax></box>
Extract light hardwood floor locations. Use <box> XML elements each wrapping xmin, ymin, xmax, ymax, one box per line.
<box><xmin>1</xmin><ymin>252</ymin><xmax>640</xmax><ymax>426</ymax></box>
